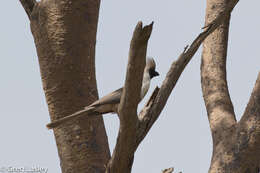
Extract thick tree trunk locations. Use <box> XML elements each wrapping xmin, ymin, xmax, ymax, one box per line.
<box><xmin>202</xmin><ymin>0</ymin><xmax>260</xmax><ymax>172</ymax></box>
<box><xmin>22</xmin><ymin>0</ymin><xmax>110</xmax><ymax>172</ymax></box>
<box><xmin>20</xmin><ymin>0</ymin><xmax>257</xmax><ymax>172</ymax></box>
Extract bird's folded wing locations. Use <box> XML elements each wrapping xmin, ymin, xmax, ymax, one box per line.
<box><xmin>89</xmin><ymin>87</ymin><xmax>122</xmax><ymax>107</ymax></box>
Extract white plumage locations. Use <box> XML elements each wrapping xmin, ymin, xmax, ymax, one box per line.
<box><xmin>46</xmin><ymin>58</ymin><xmax>159</xmax><ymax>129</ymax></box>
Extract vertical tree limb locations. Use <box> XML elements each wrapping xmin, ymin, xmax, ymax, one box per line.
<box><xmin>106</xmin><ymin>0</ymin><xmax>241</xmax><ymax>170</ymax></box>
<box><xmin>202</xmin><ymin>0</ymin><xmax>260</xmax><ymax>172</ymax></box>
<box><xmin>201</xmin><ymin>0</ymin><xmax>237</xmax><ymax>143</ymax></box>
<box><xmin>106</xmin><ymin>22</ymin><xmax>153</xmax><ymax>173</ymax></box>
<box><xmin>137</xmin><ymin>0</ymin><xmax>240</xmax><ymax>143</ymax></box>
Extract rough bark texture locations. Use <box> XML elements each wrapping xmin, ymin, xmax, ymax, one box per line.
<box><xmin>202</xmin><ymin>0</ymin><xmax>260</xmax><ymax>172</ymax></box>
<box><xmin>106</xmin><ymin>22</ymin><xmax>153</xmax><ymax>173</ymax></box>
<box><xmin>106</xmin><ymin>0</ymin><xmax>239</xmax><ymax>170</ymax></box>
<box><xmin>105</xmin><ymin>0</ymin><xmax>240</xmax><ymax>170</ymax></box>
<box><xmin>20</xmin><ymin>0</ymin><xmax>254</xmax><ymax>172</ymax></box>
<box><xmin>136</xmin><ymin>0</ymin><xmax>239</xmax><ymax>146</ymax></box>
<box><xmin>20</xmin><ymin>0</ymin><xmax>110</xmax><ymax>172</ymax></box>
<box><xmin>202</xmin><ymin>0</ymin><xmax>236</xmax><ymax>142</ymax></box>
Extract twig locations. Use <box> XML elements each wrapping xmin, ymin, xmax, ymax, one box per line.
<box><xmin>162</xmin><ymin>167</ymin><xmax>174</xmax><ymax>173</ymax></box>
<box><xmin>107</xmin><ymin>0</ymin><xmax>241</xmax><ymax>171</ymax></box>
<box><xmin>136</xmin><ymin>0</ymin><xmax>240</xmax><ymax>147</ymax></box>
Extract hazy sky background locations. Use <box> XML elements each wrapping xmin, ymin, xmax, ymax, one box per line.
<box><xmin>1</xmin><ymin>1</ymin><xmax>259</xmax><ymax>173</ymax></box>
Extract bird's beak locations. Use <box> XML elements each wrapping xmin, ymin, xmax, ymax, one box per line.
<box><xmin>153</xmin><ymin>70</ymin><xmax>159</xmax><ymax>77</ymax></box>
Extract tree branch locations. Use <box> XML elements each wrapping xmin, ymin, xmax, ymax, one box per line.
<box><xmin>201</xmin><ymin>0</ymin><xmax>239</xmax><ymax>142</ymax></box>
<box><xmin>240</xmin><ymin>72</ymin><xmax>260</xmax><ymax>123</ymax></box>
<box><xmin>208</xmin><ymin>72</ymin><xmax>260</xmax><ymax>172</ymax></box>
<box><xmin>136</xmin><ymin>0</ymin><xmax>239</xmax><ymax>144</ymax></box>
<box><xmin>106</xmin><ymin>22</ymin><xmax>153</xmax><ymax>173</ymax></box>
<box><xmin>106</xmin><ymin>0</ymin><xmax>240</xmax><ymax>171</ymax></box>
<box><xmin>238</xmin><ymin>72</ymin><xmax>260</xmax><ymax>152</ymax></box>
<box><xmin>162</xmin><ymin>167</ymin><xmax>174</xmax><ymax>173</ymax></box>
<box><xmin>19</xmin><ymin>0</ymin><xmax>37</xmax><ymax>20</ymax></box>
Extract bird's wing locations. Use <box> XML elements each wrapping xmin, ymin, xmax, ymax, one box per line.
<box><xmin>89</xmin><ymin>88</ymin><xmax>122</xmax><ymax>107</ymax></box>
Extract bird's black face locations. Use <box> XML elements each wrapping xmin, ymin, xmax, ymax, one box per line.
<box><xmin>149</xmin><ymin>68</ymin><xmax>159</xmax><ymax>79</ymax></box>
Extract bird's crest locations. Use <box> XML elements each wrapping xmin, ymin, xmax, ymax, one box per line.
<box><xmin>146</xmin><ymin>57</ymin><xmax>156</xmax><ymax>70</ymax></box>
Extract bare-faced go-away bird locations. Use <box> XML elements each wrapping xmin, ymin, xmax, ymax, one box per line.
<box><xmin>46</xmin><ymin>58</ymin><xmax>159</xmax><ymax>129</ymax></box>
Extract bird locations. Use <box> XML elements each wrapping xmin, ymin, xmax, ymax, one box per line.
<box><xmin>46</xmin><ymin>58</ymin><xmax>159</xmax><ymax>129</ymax></box>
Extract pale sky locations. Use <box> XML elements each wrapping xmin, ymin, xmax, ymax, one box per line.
<box><xmin>1</xmin><ymin>1</ymin><xmax>259</xmax><ymax>173</ymax></box>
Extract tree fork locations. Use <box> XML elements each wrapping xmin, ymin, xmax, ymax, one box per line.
<box><xmin>202</xmin><ymin>0</ymin><xmax>260</xmax><ymax>172</ymax></box>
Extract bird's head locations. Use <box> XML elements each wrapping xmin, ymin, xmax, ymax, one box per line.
<box><xmin>145</xmin><ymin>57</ymin><xmax>159</xmax><ymax>79</ymax></box>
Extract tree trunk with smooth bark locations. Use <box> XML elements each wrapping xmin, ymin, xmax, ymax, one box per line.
<box><xmin>20</xmin><ymin>0</ymin><xmax>110</xmax><ymax>172</ymax></box>
<box><xmin>19</xmin><ymin>0</ymin><xmax>260</xmax><ymax>172</ymax></box>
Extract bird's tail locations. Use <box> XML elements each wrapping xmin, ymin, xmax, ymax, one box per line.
<box><xmin>46</xmin><ymin>107</ymin><xmax>95</xmax><ymax>129</ymax></box>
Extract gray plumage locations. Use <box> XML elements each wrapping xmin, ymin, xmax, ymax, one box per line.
<box><xmin>90</xmin><ymin>88</ymin><xmax>122</xmax><ymax>107</ymax></box>
<box><xmin>46</xmin><ymin>58</ymin><xmax>159</xmax><ymax>129</ymax></box>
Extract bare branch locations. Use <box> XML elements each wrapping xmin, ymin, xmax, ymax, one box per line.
<box><xmin>162</xmin><ymin>167</ymin><xmax>174</xmax><ymax>173</ymax></box>
<box><xmin>19</xmin><ymin>0</ymin><xmax>37</xmax><ymax>20</ymax></box>
<box><xmin>202</xmin><ymin>0</ymin><xmax>239</xmax><ymax>30</ymax></box>
<box><xmin>106</xmin><ymin>0</ymin><xmax>240</xmax><ymax>171</ymax></box>
<box><xmin>106</xmin><ymin>22</ymin><xmax>153</xmax><ymax>173</ymax></box>
<box><xmin>119</xmin><ymin>21</ymin><xmax>153</xmax><ymax>122</ymax></box>
<box><xmin>201</xmin><ymin>0</ymin><xmax>239</xmax><ymax>141</ymax></box>
<box><xmin>136</xmin><ymin>0</ymin><xmax>239</xmax><ymax>144</ymax></box>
